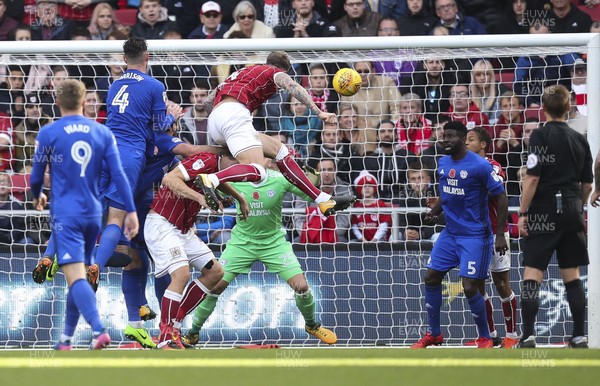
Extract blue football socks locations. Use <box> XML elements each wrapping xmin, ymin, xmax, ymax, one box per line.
<box><xmin>425</xmin><ymin>284</ymin><xmax>442</xmax><ymax>336</ymax></box>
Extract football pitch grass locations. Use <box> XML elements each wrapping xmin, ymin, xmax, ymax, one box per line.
<box><xmin>1</xmin><ymin>347</ymin><xmax>599</xmax><ymax>386</ymax></box>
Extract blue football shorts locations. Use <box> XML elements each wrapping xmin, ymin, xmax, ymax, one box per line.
<box><xmin>52</xmin><ymin>216</ymin><xmax>102</xmax><ymax>266</ymax></box>
<box><xmin>427</xmin><ymin>230</ymin><xmax>493</xmax><ymax>280</ymax></box>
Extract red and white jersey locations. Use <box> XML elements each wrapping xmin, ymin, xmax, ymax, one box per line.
<box><xmin>486</xmin><ymin>157</ymin><xmax>508</xmax><ymax>233</ymax></box>
<box><xmin>351</xmin><ymin>200</ymin><xmax>392</xmax><ymax>241</ymax></box>
<box><xmin>150</xmin><ymin>152</ymin><xmax>219</xmax><ymax>233</ymax></box>
<box><xmin>214</xmin><ymin>65</ymin><xmax>284</xmax><ymax>113</ymax></box>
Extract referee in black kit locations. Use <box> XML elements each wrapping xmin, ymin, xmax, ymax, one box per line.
<box><xmin>517</xmin><ymin>84</ymin><xmax>593</xmax><ymax>349</ymax></box>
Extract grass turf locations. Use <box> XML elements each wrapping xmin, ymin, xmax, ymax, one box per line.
<box><xmin>1</xmin><ymin>348</ymin><xmax>599</xmax><ymax>386</ymax></box>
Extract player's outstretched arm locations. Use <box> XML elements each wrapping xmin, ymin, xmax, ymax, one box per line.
<box><xmin>172</xmin><ymin>143</ymin><xmax>226</xmax><ymax>158</ymax></box>
<box><xmin>492</xmin><ymin>191</ymin><xmax>509</xmax><ymax>255</ymax></box>
<box><xmin>274</xmin><ymin>72</ymin><xmax>337</xmax><ymax>123</ymax></box>
<box><xmin>216</xmin><ymin>182</ymin><xmax>249</xmax><ymax>221</ymax></box>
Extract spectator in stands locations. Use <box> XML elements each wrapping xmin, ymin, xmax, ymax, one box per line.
<box><xmin>372</xmin><ymin>17</ymin><xmax>417</xmax><ymax>87</ymax></box>
<box><xmin>570</xmin><ymin>58</ymin><xmax>587</xmax><ymax>116</ymax></box>
<box><xmin>354</xmin><ymin>119</ymin><xmax>414</xmax><ymax>200</ymax></box>
<box><xmin>489</xmin><ymin>0</ymin><xmax>529</xmax><ymax>34</ymax></box>
<box><xmin>431</xmin><ymin>25</ymin><xmax>449</xmax><ymax>34</ymax></box>
<box><xmin>31</xmin><ymin>0</ymin><xmax>74</xmax><ymax>40</ymax></box>
<box><xmin>514</xmin><ymin>22</ymin><xmax>578</xmax><ymax>107</ymax></box>
<box><xmin>469</xmin><ymin>59</ymin><xmax>510</xmax><ymax>125</ymax></box>
<box><xmin>351</xmin><ymin>171</ymin><xmax>392</xmax><ymax>242</ymax></box>
<box><xmin>405</xmin><ymin>59</ymin><xmax>455</xmax><ymax>121</ymax></box>
<box><xmin>492</xmin><ymin>91</ymin><xmax>525</xmax><ymax>159</ymax></box>
<box><xmin>40</xmin><ymin>65</ymin><xmax>68</xmax><ymax>119</ymax></box>
<box><xmin>397</xmin><ymin>165</ymin><xmax>439</xmax><ymax>241</ymax></box>
<box><xmin>398</xmin><ymin>0</ymin><xmax>437</xmax><ymax>35</ymax></box>
<box><xmin>548</xmin><ymin>0</ymin><xmax>593</xmax><ymax>33</ymax></box>
<box><xmin>83</xmin><ymin>89</ymin><xmax>106</xmax><ymax>124</ymax></box>
<box><xmin>0</xmin><ymin>66</ymin><xmax>26</xmax><ymax>125</ymax></box>
<box><xmin>282</xmin><ymin>95</ymin><xmax>322</xmax><ymax>159</ymax></box>
<box><xmin>188</xmin><ymin>1</ymin><xmax>228</xmax><ymax>39</ymax></box>
<box><xmin>420</xmin><ymin>114</ymin><xmax>450</xmax><ymax>177</ymax></box>
<box><xmin>130</xmin><ymin>0</ymin><xmax>178</xmax><ymax>39</ymax></box>
<box><xmin>505</xmin><ymin>116</ymin><xmax>539</xmax><ymax>196</ymax></box>
<box><xmin>196</xmin><ymin>203</ymin><xmax>236</xmax><ymax>244</ymax></box>
<box><xmin>307</xmin><ymin>63</ymin><xmax>339</xmax><ymax>114</ymax></box>
<box><xmin>8</xmin><ymin>24</ymin><xmax>32</xmax><ymax>41</ymax></box>
<box><xmin>568</xmin><ymin>91</ymin><xmax>587</xmax><ymax>136</ymax></box>
<box><xmin>65</xmin><ymin>27</ymin><xmax>107</xmax><ymax>89</ymax></box>
<box><xmin>0</xmin><ymin>0</ymin><xmax>18</xmax><ymax>41</ymax></box>
<box><xmin>88</xmin><ymin>2</ymin><xmax>126</xmax><ymax>40</ymax></box>
<box><xmin>13</xmin><ymin>93</ymin><xmax>51</xmax><ymax>173</ymax></box>
<box><xmin>179</xmin><ymin>80</ymin><xmax>210</xmax><ymax>145</ymax></box>
<box><xmin>446</xmin><ymin>84</ymin><xmax>490</xmax><ymax>129</ymax></box>
<box><xmin>341</xmin><ymin>61</ymin><xmax>401</xmax><ymax>155</ymax></box>
<box><xmin>95</xmin><ymin>54</ymin><xmax>124</xmax><ymax>103</ymax></box>
<box><xmin>396</xmin><ymin>93</ymin><xmax>433</xmax><ymax>155</ymax></box>
<box><xmin>0</xmin><ymin>172</ymin><xmax>28</xmax><ymax>244</ymax></box>
<box><xmin>307</xmin><ymin>121</ymin><xmax>352</xmax><ymax>183</ymax></box>
<box><xmin>224</xmin><ymin>1</ymin><xmax>275</xmax><ymax>38</ymax></box>
<box><xmin>275</xmin><ymin>0</ymin><xmax>340</xmax><ymax>38</ymax></box>
<box><xmin>151</xmin><ymin>24</ymin><xmax>207</xmax><ymax>104</ymax></box>
<box><xmin>298</xmin><ymin>158</ymin><xmax>352</xmax><ymax>243</ymax></box>
<box><xmin>0</xmin><ymin>110</ymin><xmax>13</xmax><ymax>171</ymax></box>
<box><xmin>334</xmin><ymin>0</ymin><xmax>383</xmax><ymax>36</ymax></box>
<box><xmin>337</xmin><ymin>102</ymin><xmax>358</xmax><ymax>144</ymax></box>
<box><xmin>431</xmin><ymin>0</ymin><xmax>486</xmax><ymax>35</ymax></box>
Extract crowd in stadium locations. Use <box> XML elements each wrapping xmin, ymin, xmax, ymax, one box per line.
<box><xmin>0</xmin><ymin>0</ymin><xmax>598</xmax><ymax>245</ymax></box>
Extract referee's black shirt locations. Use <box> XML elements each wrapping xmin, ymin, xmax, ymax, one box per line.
<box><xmin>526</xmin><ymin>121</ymin><xmax>593</xmax><ymax>202</ymax></box>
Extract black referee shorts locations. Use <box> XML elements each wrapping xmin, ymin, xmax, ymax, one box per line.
<box><xmin>521</xmin><ymin>203</ymin><xmax>589</xmax><ymax>270</ymax></box>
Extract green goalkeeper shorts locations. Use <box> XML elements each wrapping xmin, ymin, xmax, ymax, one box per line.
<box><xmin>219</xmin><ymin>237</ymin><xmax>303</xmax><ymax>282</ymax></box>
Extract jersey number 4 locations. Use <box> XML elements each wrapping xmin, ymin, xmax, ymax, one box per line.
<box><xmin>112</xmin><ymin>85</ymin><xmax>130</xmax><ymax>113</ymax></box>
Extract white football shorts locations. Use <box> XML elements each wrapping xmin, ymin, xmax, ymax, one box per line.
<box><xmin>489</xmin><ymin>231</ymin><xmax>511</xmax><ymax>273</ymax></box>
<box><xmin>144</xmin><ymin>213</ymin><xmax>215</xmax><ymax>278</ymax></box>
<box><xmin>207</xmin><ymin>102</ymin><xmax>262</xmax><ymax>158</ymax></box>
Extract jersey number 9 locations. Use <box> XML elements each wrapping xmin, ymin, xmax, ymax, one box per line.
<box><xmin>71</xmin><ymin>140</ymin><xmax>92</xmax><ymax>177</ymax></box>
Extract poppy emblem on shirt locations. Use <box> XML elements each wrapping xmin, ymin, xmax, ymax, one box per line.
<box><xmin>253</xmin><ymin>192</ymin><xmax>260</xmax><ymax>199</ymax></box>
<box><xmin>449</xmin><ymin>169</ymin><xmax>456</xmax><ymax>178</ymax></box>
<box><xmin>460</xmin><ymin>170</ymin><xmax>468</xmax><ymax>179</ymax></box>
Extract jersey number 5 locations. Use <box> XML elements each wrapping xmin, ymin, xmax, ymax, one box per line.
<box><xmin>112</xmin><ymin>85</ymin><xmax>130</xmax><ymax>113</ymax></box>
<box><xmin>71</xmin><ymin>140</ymin><xmax>92</xmax><ymax>177</ymax></box>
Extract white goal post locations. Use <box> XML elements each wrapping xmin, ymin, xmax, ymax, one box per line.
<box><xmin>0</xmin><ymin>34</ymin><xmax>598</xmax><ymax>348</ymax></box>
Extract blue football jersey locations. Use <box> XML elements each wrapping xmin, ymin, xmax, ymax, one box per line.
<box><xmin>30</xmin><ymin>115</ymin><xmax>135</xmax><ymax>217</ymax></box>
<box><xmin>134</xmin><ymin>132</ymin><xmax>182</xmax><ymax>199</ymax></box>
<box><xmin>106</xmin><ymin>69</ymin><xmax>170</xmax><ymax>150</ymax></box>
<box><xmin>437</xmin><ymin>151</ymin><xmax>504</xmax><ymax>237</ymax></box>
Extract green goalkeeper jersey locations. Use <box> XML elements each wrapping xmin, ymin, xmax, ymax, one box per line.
<box><xmin>230</xmin><ymin>169</ymin><xmax>309</xmax><ymax>244</ymax></box>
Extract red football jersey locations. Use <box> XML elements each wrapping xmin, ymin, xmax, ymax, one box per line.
<box><xmin>151</xmin><ymin>152</ymin><xmax>219</xmax><ymax>233</ymax></box>
<box><xmin>351</xmin><ymin>200</ymin><xmax>392</xmax><ymax>241</ymax></box>
<box><xmin>213</xmin><ymin>65</ymin><xmax>284</xmax><ymax>112</ymax></box>
<box><xmin>486</xmin><ymin>157</ymin><xmax>508</xmax><ymax>233</ymax></box>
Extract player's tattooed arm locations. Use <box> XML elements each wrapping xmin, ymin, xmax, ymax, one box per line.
<box><xmin>274</xmin><ymin>73</ymin><xmax>337</xmax><ymax>123</ymax></box>
<box><xmin>202</xmin><ymin>88</ymin><xmax>218</xmax><ymax>114</ymax></box>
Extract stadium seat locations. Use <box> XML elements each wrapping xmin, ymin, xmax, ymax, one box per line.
<box><xmin>495</xmin><ymin>71</ymin><xmax>515</xmax><ymax>89</ymax></box>
<box><xmin>115</xmin><ymin>8</ymin><xmax>138</xmax><ymax>27</ymax></box>
<box><xmin>578</xmin><ymin>5</ymin><xmax>600</xmax><ymax>21</ymax></box>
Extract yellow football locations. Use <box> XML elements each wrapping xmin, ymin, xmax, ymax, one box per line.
<box><xmin>332</xmin><ymin>68</ymin><xmax>362</xmax><ymax>97</ymax></box>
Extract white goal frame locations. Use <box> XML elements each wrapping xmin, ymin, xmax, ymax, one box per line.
<box><xmin>1</xmin><ymin>33</ymin><xmax>598</xmax><ymax>347</ymax></box>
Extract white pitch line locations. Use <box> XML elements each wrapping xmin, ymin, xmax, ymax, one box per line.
<box><xmin>2</xmin><ymin>358</ymin><xmax>600</xmax><ymax>368</ymax></box>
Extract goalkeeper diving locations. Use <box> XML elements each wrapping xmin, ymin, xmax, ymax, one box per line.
<box><xmin>182</xmin><ymin>160</ymin><xmax>337</xmax><ymax>347</ymax></box>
